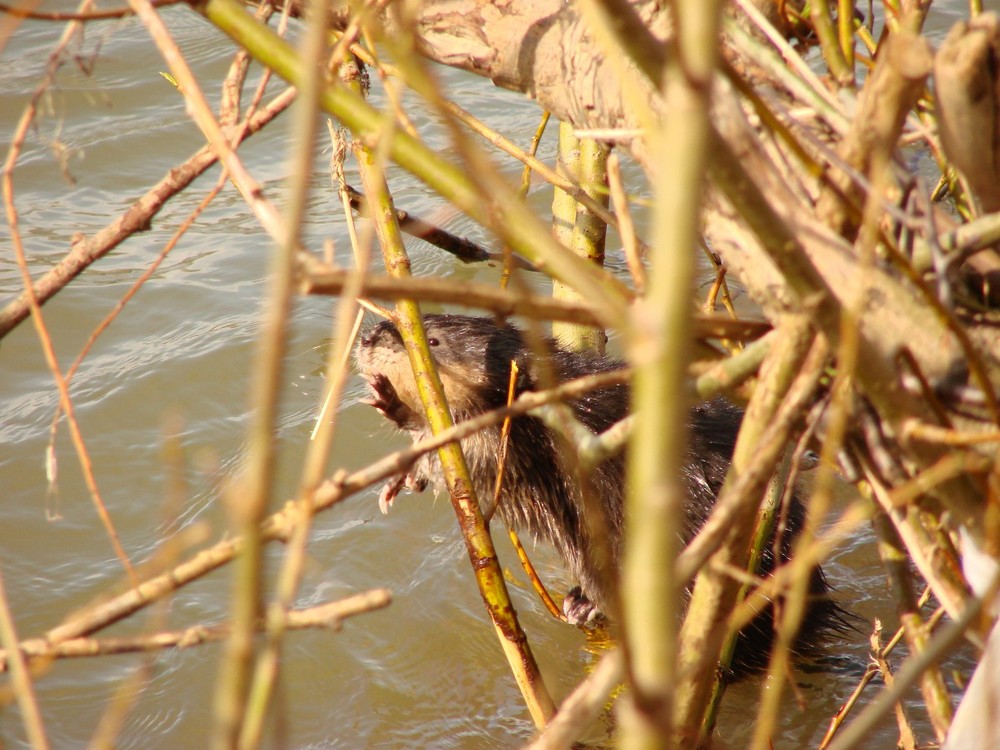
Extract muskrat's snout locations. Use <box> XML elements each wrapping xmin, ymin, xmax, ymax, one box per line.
<box><xmin>355</xmin><ymin>320</ymin><xmax>404</xmax><ymax>384</ymax></box>
<box><xmin>356</xmin><ymin>314</ymin><xmax>522</xmax><ymax>418</ymax></box>
<box><xmin>359</xmin><ymin>319</ymin><xmax>404</xmax><ymax>353</ymax></box>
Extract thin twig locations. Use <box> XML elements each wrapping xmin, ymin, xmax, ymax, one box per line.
<box><xmin>0</xmin><ymin>0</ymin><xmax>182</xmax><ymax>20</ymax></box>
<box><xmin>0</xmin><ymin>87</ymin><xmax>296</xmax><ymax>339</ymax></box>
<box><xmin>302</xmin><ymin>265</ymin><xmax>770</xmax><ymax>341</ymax></box>
<box><xmin>3</xmin><ymin>593</ymin><xmax>392</xmax><ymax>669</ymax></box>
<box><xmin>3</xmin><ymin>0</ymin><xmax>135</xmax><ymax>583</ymax></box>
<box><xmin>233</xmin><ymin>0</ymin><xmax>330</xmax><ymax>743</ymax></box>
<box><xmin>826</xmin><ymin>574</ymin><xmax>997</xmax><ymax>750</ymax></box>
<box><xmin>0</xmin><ymin>562</ymin><xmax>50</xmax><ymax>749</ymax></box>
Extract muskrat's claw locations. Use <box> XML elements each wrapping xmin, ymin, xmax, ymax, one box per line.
<box><xmin>562</xmin><ymin>586</ymin><xmax>606</xmax><ymax>627</ymax></box>
<box><xmin>362</xmin><ymin>374</ymin><xmax>416</xmax><ymax>428</ymax></box>
<box><xmin>377</xmin><ymin>471</ymin><xmax>429</xmax><ymax>514</ymax></box>
<box><xmin>378</xmin><ymin>474</ymin><xmax>405</xmax><ymax>515</ymax></box>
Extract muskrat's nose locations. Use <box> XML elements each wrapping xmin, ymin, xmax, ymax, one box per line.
<box><xmin>360</xmin><ymin>320</ymin><xmax>402</xmax><ymax>349</ymax></box>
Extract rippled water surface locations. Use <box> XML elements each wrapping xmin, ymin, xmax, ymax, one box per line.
<box><xmin>0</xmin><ymin>3</ymin><xmax>981</xmax><ymax>748</ymax></box>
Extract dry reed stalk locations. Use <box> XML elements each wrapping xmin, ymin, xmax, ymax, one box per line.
<box><xmin>503</xmin><ymin>110</ymin><xmax>553</xmax><ymax>286</ymax></box>
<box><xmin>304</xmin><ymin>125</ymin><xmax>371</xmax><ymax>450</ymax></box>
<box><xmin>232</xmin><ymin>0</ymin><xmax>331</xmax><ymax>744</ymax></box>
<box><xmin>2</xmin><ymin>0</ymin><xmax>135</xmax><ymax>584</ymax></box>
<box><xmin>43</xmin><ymin>173</ymin><xmax>228</xmax><ymax>520</ymax></box>
<box><xmin>612</xmin><ymin>0</ymin><xmax>727</xmax><ymax>745</ymax></box>
<box><xmin>607</xmin><ymin>152</ymin><xmax>646</xmax><ymax>294</ymax></box>
<box><xmin>3</xmin><ymin>593</ymin><xmax>392</xmax><ymax>667</ymax></box>
<box><xmin>0</xmin><ymin>562</ymin><xmax>50</xmax><ymax>750</ymax></box>
<box><xmin>751</xmin><ymin>302</ymin><xmax>857</xmax><ymax>749</ymax></box>
<box><xmin>870</xmin><ymin>622</ymin><xmax>919</xmax><ymax>750</ymax></box>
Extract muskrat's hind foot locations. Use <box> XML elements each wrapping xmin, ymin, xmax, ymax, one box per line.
<box><xmin>563</xmin><ymin>586</ymin><xmax>606</xmax><ymax>626</ymax></box>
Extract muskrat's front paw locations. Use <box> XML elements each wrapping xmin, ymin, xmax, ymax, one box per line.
<box><xmin>563</xmin><ymin>587</ymin><xmax>605</xmax><ymax>626</ymax></box>
<box><xmin>376</xmin><ymin>471</ymin><xmax>429</xmax><ymax>514</ymax></box>
<box><xmin>361</xmin><ymin>374</ymin><xmax>417</xmax><ymax>428</ymax></box>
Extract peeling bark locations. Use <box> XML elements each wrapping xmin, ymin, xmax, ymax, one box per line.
<box><xmin>326</xmin><ymin>0</ymin><xmax>667</xmax><ymax>128</ymax></box>
<box><xmin>936</xmin><ymin>12</ymin><xmax>1000</xmax><ymax>213</ymax></box>
<box><xmin>332</xmin><ymin>1</ymin><xmax>975</xmax><ymax>389</ymax></box>
<box><xmin>935</xmin><ymin>12</ymin><xmax>1000</xmax><ymax>305</ymax></box>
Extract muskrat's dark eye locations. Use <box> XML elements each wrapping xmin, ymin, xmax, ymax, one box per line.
<box><xmin>428</xmin><ymin>337</ymin><xmax>440</xmax><ymax>347</ymax></box>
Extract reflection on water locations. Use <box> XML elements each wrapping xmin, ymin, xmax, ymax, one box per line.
<box><xmin>0</xmin><ymin>3</ymin><xmax>975</xmax><ymax>748</ymax></box>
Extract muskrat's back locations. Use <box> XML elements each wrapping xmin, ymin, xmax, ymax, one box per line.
<box><xmin>355</xmin><ymin>313</ymin><xmax>842</xmax><ymax>674</ymax></box>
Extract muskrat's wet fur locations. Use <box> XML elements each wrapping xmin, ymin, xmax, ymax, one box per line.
<box><xmin>355</xmin><ymin>313</ymin><xmax>844</xmax><ymax>675</ymax></box>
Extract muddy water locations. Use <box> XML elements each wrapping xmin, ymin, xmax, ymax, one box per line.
<box><xmin>0</xmin><ymin>4</ymin><xmax>980</xmax><ymax>748</ymax></box>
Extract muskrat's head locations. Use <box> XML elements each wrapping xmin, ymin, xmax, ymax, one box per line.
<box><xmin>355</xmin><ymin>314</ymin><xmax>530</xmax><ymax>425</ymax></box>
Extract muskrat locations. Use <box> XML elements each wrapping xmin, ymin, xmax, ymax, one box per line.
<box><xmin>355</xmin><ymin>313</ymin><xmax>842</xmax><ymax>674</ymax></box>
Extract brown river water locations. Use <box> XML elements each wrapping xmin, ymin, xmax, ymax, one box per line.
<box><xmin>0</xmin><ymin>2</ymin><xmax>984</xmax><ymax>748</ymax></box>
